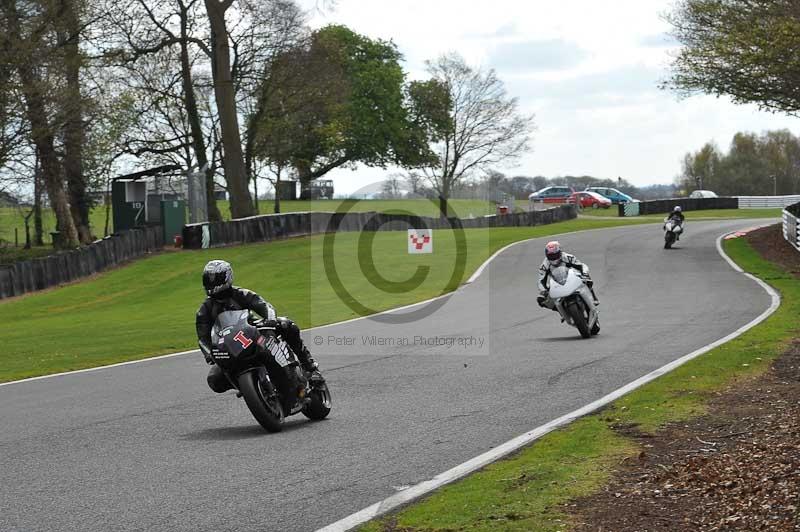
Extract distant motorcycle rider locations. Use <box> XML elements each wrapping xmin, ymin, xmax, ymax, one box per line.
<box><xmin>196</xmin><ymin>260</ymin><xmax>319</xmax><ymax>394</ymax></box>
<box><xmin>665</xmin><ymin>206</ymin><xmax>685</xmax><ymax>240</ymax></box>
<box><xmin>536</xmin><ymin>241</ymin><xmax>598</xmax><ymax>310</ymax></box>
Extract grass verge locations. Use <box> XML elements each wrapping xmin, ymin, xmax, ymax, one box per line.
<box><xmin>0</xmin><ymin>217</ymin><xmax>648</xmax><ymax>383</ymax></box>
<box><xmin>358</xmin><ymin>233</ymin><xmax>799</xmax><ymax>532</ymax></box>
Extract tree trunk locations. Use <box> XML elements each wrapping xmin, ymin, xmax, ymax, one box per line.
<box><xmin>33</xmin><ymin>149</ymin><xmax>44</xmax><ymax>246</ymax></box>
<box><xmin>253</xmin><ymin>175</ymin><xmax>259</xmax><ymax>213</ymax></box>
<box><xmin>438</xmin><ymin>178</ymin><xmax>450</xmax><ymax>218</ymax></box>
<box><xmin>60</xmin><ymin>0</ymin><xmax>91</xmax><ymax>244</ymax></box>
<box><xmin>104</xmin><ymin>177</ymin><xmax>111</xmax><ymax>237</ymax></box>
<box><xmin>294</xmin><ymin>160</ymin><xmax>312</xmax><ymax>200</ymax></box>
<box><xmin>2</xmin><ymin>0</ymin><xmax>79</xmax><ymax>248</ymax></box>
<box><xmin>204</xmin><ymin>0</ymin><xmax>253</xmax><ymax>219</ymax></box>
<box><xmin>180</xmin><ymin>4</ymin><xmax>222</xmax><ymax>222</ymax></box>
<box><xmin>40</xmin><ymin>135</ymin><xmax>79</xmax><ymax>248</ymax></box>
<box><xmin>274</xmin><ymin>167</ymin><xmax>281</xmax><ymax>214</ymax></box>
<box><xmin>23</xmin><ymin>210</ymin><xmax>32</xmax><ymax>249</ymax></box>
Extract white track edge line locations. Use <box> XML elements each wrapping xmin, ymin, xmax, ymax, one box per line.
<box><xmin>315</xmin><ymin>228</ymin><xmax>781</xmax><ymax>532</ymax></box>
<box><xmin>0</xmin><ymin>223</ymin><xmax>649</xmax><ymax>387</ymax></box>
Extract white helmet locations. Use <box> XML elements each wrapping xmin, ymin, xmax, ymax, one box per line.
<box><xmin>545</xmin><ymin>241</ymin><xmax>562</xmax><ymax>265</ymax></box>
<box><xmin>673</xmin><ymin>206</ymin><xmax>682</xmax><ymax>213</ymax></box>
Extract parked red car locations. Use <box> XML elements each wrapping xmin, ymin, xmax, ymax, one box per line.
<box><xmin>567</xmin><ymin>191</ymin><xmax>612</xmax><ymax>209</ymax></box>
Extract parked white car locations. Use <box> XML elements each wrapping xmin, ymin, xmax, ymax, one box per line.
<box><xmin>689</xmin><ymin>190</ymin><xmax>718</xmax><ymax>198</ymax></box>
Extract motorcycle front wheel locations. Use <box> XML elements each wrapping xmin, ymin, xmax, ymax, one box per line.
<box><xmin>238</xmin><ymin>371</ymin><xmax>284</xmax><ymax>432</ymax></box>
<box><xmin>566</xmin><ymin>300</ymin><xmax>592</xmax><ymax>339</ymax></box>
<box><xmin>664</xmin><ymin>231</ymin><xmax>675</xmax><ymax>249</ymax></box>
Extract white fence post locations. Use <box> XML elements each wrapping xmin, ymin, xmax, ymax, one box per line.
<box><xmin>782</xmin><ymin>205</ymin><xmax>800</xmax><ymax>251</ymax></box>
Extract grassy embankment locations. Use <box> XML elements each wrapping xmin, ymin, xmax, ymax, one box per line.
<box><xmin>0</xmin><ymin>217</ymin><xmax>648</xmax><ymax>383</ymax></box>
<box><xmin>359</xmin><ymin>235</ymin><xmax>798</xmax><ymax>532</ymax></box>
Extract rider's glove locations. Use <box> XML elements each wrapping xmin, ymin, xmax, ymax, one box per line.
<box><xmin>199</xmin><ymin>340</ymin><xmax>215</xmax><ymax>365</ymax></box>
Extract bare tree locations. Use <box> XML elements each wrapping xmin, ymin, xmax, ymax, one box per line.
<box><xmin>381</xmin><ymin>174</ymin><xmax>402</xmax><ymax>199</ymax></box>
<box><xmin>404</xmin><ymin>171</ymin><xmax>424</xmax><ymax>197</ymax></box>
<box><xmin>413</xmin><ymin>53</ymin><xmax>534</xmax><ymax>217</ymax></box>
<box><xmin>58</xmin><ymin>0</ymin><xmax>92</xmax><ymax>243</ymax></box>
<box><xmin>1</xmin><ymin>0</ymin><xmax>81</xmax><ymax>248</ymax></box>
<box><xmin>204</xmin><ymin>0</ymin><xmax>253</xmax><ymax>218</ymax></box>
<box><xmin>103</xmin><ymin>0</ymin><xmax>224</xmax><ymax>221</ymax></box>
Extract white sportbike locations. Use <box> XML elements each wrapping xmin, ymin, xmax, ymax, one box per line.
<box><xmin>547</xmin><ymin>264</ymin><xmax>600</xmax><ymax>339</ymax></box>
<box><xmin>663</xmin><ymin>218</ymin><xmax>683</xmax><ymax>249</ymax></box>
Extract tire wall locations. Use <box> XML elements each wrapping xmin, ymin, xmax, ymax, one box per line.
<box><xmin>182</xmin><ymin>205</ymin><xmax>578</xmax><ymax>249</ymax></box>
<box><xmin>0</xmin><ymin>226</ymin><xmax>163</xmax><ymax>300</ymax></box>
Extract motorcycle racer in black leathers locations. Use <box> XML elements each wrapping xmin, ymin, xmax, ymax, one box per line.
<box><xmin>196</xmin><ymin>260</ymin><xmax>319</xmax><ymax>394</ymax></box>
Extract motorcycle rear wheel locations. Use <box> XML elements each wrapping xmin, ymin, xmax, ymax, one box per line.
<box><xmin>238</xmin><ymin>372</ymin><xmax>284</xmax><ymax>432</ymax></box>
<box><xmin>567</xmin><ymin>300</ymin><xmax>592</xmax><ymax>339</ymax></box>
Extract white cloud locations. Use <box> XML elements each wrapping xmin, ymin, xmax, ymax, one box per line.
<box><xmin>300</xmin><ymin>0</ymin><xmax>800</xmax><ymax>192</ymax></box>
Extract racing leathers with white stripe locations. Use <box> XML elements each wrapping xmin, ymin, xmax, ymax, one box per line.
<box><xmin>537</xmin><ymin>253</ymin><xmax>596</xmax><ymax>310</ymax></box>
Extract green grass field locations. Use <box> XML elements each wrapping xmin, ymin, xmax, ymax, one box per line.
<box><xmin>360</xmin><ymin>234</ymin><xmax>799</xmax><ymax>532</ymax></box>
<box><xmin>0</xmin><ymin>204</ymin><xmax>112</xmax><ymax>244</ymax></box>
<box><xmin>0</xmin><ymin>218</ymin><xmax>648</xmax><ymax>383</ymax></box>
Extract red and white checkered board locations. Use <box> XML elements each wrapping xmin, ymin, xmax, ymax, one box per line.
<box><xmin>408</xmin><ymin>229</ymin><xmax>433</xmax><ymax>254</ymax></box>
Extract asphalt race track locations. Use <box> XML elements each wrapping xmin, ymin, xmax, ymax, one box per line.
<box><xmin>0</xmin><ymin>220</ymin><xmax>774</xmax><ymax>532</ymax></box>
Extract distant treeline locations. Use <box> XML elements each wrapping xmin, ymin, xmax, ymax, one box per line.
<box><xmin>679</xmin><ymin>129</ymin><xmax>800</xmax><ymax>196</ymax></box>
<box><xmin>374</xmin><ymin>171</ymin><xmax>678</xmax><ymax>201</ymax></box>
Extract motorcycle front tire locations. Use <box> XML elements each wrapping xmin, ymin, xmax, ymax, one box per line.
<box><xmin>566</xmin><ymin>300</ymin><xmax>592</xmax><ymax>339</ymax></box>
<box><xmin>238</xmin><ymin>371</ymin><xmax>284</xmax><ymax>432</ymax></box>
<box><xmin>664</xmin><ymin>231</ymin><xmax>675</xmax><ymax>249</ymax></box>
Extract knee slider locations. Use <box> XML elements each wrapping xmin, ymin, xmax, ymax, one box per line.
<box><xmin>207</xmin><ymin>371</ymin><xmax>230</xmax><ymax>394</ymax></box>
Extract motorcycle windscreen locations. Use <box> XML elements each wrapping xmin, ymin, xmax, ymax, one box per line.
<box><xmin>213</xmin><ymin>310</ymin><xmax>259</xmax><ymax>357</ymax></box>
<box><xmin>550</xmin><ymin>265</ymin><xmax>569</xmax><ymax>285</ymax></box>
<box><xmin>548</xmin><ymin>266</ymin><xmax>584</xmax><ymax>299</ymax></box>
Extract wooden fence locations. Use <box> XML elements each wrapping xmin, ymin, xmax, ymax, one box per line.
<box><xmin>182</xmin><ymin>206</ymin><xmax>577</xmax><ymax>249</ymax></box>
<box><xmin>0</xmin><ymin>226</ymin><xmax>163</xmax><ymax>299</ymax></box>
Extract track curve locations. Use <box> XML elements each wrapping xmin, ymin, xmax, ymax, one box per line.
<box><xmin>0</xmin><ymin>220</ymin><xmax>774</xmax><ymax>532</ymax></box>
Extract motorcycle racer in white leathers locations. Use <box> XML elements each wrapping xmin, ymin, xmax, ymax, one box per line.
<box><xmin>536</xmin><ymin>241</ymin><xmax>599</xmax><ymax>310</ymax></box>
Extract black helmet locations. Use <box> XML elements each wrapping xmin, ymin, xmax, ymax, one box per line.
<box><xmin>202</xmin><ymin>260</ymin><xmax>233</xmax><ymax>297</ymax></box>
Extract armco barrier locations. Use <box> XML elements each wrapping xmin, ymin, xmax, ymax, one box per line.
<box><xmin>619</xmin><ymin>197</ymin><xmax>738</xmax><ymax>217</ymax></box>
<box><xmin>783</xmin><ymin>201</ymin><xmax>800</xmax><ymax>251</ymax></box>
<box><xmin>182</xmin><ymin>205</ymin><xmax>577</xmax><ymax>249</ymax></box>
<box><xmin>0</xmin><ymin>226</ymin><xmax>164</xmax><ymax>300</ymax></box>
<box><xmin>738</xmin><ymin>195</ymin><xmax>800</xmax><ymax>208</ymax></box>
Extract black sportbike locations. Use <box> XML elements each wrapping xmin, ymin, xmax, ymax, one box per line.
<box><xmin>198</xmin><ymin>310</ymin><xmax>331</xmax><ymax>432</ymax></box>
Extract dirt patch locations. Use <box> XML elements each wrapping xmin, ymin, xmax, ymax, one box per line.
<box><xmin>569</xmin><ymin>226</ymin><xmax>800</xmax><ymax>531</ymax></box>
<box><xmin>745</xmin><ymin>224</ymin><xmax>800</xmax><ymax>276</ymax></box>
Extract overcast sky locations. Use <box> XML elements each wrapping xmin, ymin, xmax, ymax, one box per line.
<box><xmin>303</xmin><ymin>0</ymin><xmax>800</xmax><ymax>194</ymax></box>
